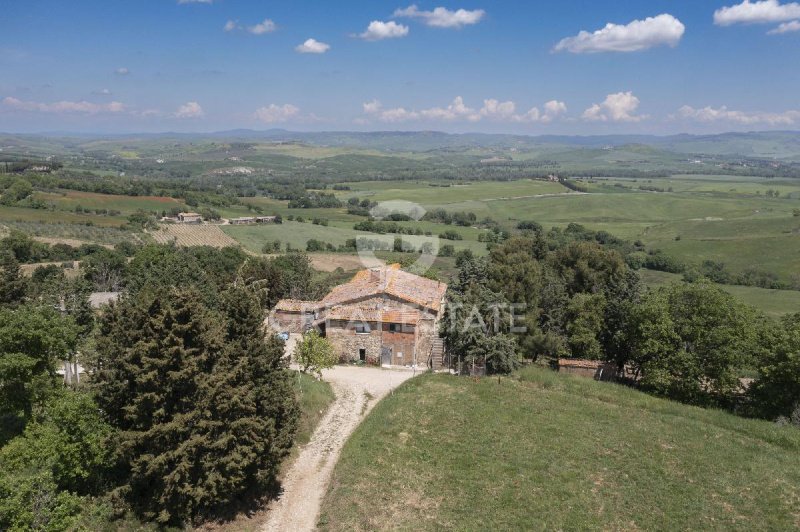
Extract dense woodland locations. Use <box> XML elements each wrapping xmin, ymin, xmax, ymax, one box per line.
<box><xmin>0</xmin><ymin>245</ymin><xmax>332</xmax><ymax>529</ymax></box>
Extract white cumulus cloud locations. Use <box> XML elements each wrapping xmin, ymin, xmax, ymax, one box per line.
<box><xmin>361</xmin><ymin>97</ymin><xmax>567</xmax><ymax>124</ymax></box>
<box><xmin>393</xmin><ymin>5</ymin><xmax>485</xmax><ymax>28</ymax></box>
<box><xmin>295</xmin><ymin>38</ymin><xmax>330</xmax><ymax>54</ymax></box>
<box><xmin>768</xmin><ymin>19</ymin><xmax>800</xmax><ymax>32</ymax></box>
<box><xmin>677</xmin><ymin>105</ymin><xmax>800</xmax><ymax>125</ymax></box>
<box><xmin>254</xmin><ymin>103</ymin><xmax>300</xmax><ymax>123</ymax></box>
<box><xmin>224</xmin><ymin>20</ymin><xmax>239</xmax><ymax>32</ymax></box>
<box><xmin>247</xmin><ymin>19</ymin><xmax>277</xmax><ymax>35</ymax></box>
<box><xmin>554</xmin><ymin>14</ymin><xmax>685</xmax><ymax>53</ymax></box>
<box><xmin>583</xmin><ymin>92</ymin><xmax>646</xmax><ymax>122</ymax></box>
<box><xmin>173</xmin><ymin>101</ymin><xmax>204</xmax><ymax>119</ymax></box>
<box><xmin>2</xmin><ymin>96</ymin><xmax>126</xmax><ymax>114</ymax></box>
<box><xmin>115</xmin><ymin>67</ymin><xmax>129</xmax><ymax>75</ymax></box>
<box><xmin>420</xmin><ymin>96</ymin><xmax>480</xmax><ymax>121</ymax></box>
<box><xmin>479</xmin><ymin>99</ymin><xmax>517</xmax><ymax>120</ymax></box>
<box><xmin>358</xmin><ymin>20</ymin><xmax>409</xmax><ymax>40</ymax></box>
<box><xmin>714</xmin><ymin>0</ymin><xmax>800</xmax><ymax>25</ymax></box>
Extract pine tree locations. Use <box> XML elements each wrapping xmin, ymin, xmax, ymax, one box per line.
<box><xmin>93</xmin><ymin>286</ymin><xmax>298</xmax><ymax>524</ymax></box>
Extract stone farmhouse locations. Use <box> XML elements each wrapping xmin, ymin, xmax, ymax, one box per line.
<box><xmin>271</xmin><ymin>264</ymin><xmax>447</xmax><ymax>368</ymax></box>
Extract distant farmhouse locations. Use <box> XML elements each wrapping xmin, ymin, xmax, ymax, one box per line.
<box><xmin>177</xmin><ymin>212</ymin><xmax>202</xmax><ymax>224</ymax></box>
<box><xmin>271</xmin><ymin>264</ymin><xmax>447</xmax><ymax>368</ymax></box>
<box><xmin>229</xmin><ymin>215</ymin><xmax>278</xmax><ymax>225</ymax></box>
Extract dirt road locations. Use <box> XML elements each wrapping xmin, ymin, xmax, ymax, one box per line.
<box><xmin>261</xmin><ymin>365</ymin><xmax>416</xmax><ymax>532</ymax></box>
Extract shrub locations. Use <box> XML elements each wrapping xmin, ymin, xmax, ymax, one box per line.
<box><xmin>296</xmin><ymin>330</ymin><xmax>337</xmax><ymax>379</ymax></box>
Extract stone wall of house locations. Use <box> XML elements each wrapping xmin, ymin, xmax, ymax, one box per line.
<box><xmin>415</xmin><ymin>317</ymin><xmax>438</xmax><ymax>368</ymax></box>
<box><xmin>326</xmin><ymin>321</ymin><xmax>383</xmax><ymax>364</ymax></box>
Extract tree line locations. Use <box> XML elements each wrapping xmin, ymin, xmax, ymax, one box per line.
<box><xmin>442</xmin><ymin>227</ymin><xmax>799</xmax><ymax>424</ymax></box>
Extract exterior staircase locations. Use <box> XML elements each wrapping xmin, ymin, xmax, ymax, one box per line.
<box><xmin>429</xmin><ymin>338</ymin><xmax>445</xmax><ymax>371</ymax></box>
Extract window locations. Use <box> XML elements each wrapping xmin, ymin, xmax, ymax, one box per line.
<box><xmin>388</xmin><ymin>323</ymin><xmax>401</xmax><ymax>332</ymax></box>
<box><xmin>354</xmin><ymin>322</ymin><xmax>370</xmax><ymax>334</ymax></box>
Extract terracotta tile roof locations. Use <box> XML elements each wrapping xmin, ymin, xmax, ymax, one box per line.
<box><xmin>326</xmin><ymin>306</ymin><xmax>382</xmax><ymax>322</ymax></box>
<box><xmin>274</xmin><ymin>299</ymin><xmax>318</xmax><ymax>312</ymax></box>
<box><xmin>319</xmin><ymin>264</ymin><xmax>447</xmax><ymax>312</ymax></box>
<box><xmin>381</xmin><ymin>309</ymin><xmax>421</xmax><ymax>324</ymax></box>
<box><xmin>326</xmin><ymin>305</ymin><xmax>420</xmax><ymax>324</ymax></box>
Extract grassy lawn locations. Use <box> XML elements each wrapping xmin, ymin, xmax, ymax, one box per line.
<box><xmin>638</xmin><ymin>269</ymin><xmax>800</xmax><ymax>318</ymax></box>
<box><xmin>319</xmin><ymin>368</ymin><xmax>800</xmax><ymax>531</ymax></box>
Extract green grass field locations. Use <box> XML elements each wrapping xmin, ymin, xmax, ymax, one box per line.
<box><xmin>319</xmin><ymin>367</ymin><xmax>800</xmax><ymax>531</ymax></box>
<box><xmin>35</xmin><ymin>189</ymin><xmax>186</xmax><ymax>215</ymax></box>
<box><xmin>340</xmin><ymin>179</ymin><xmax>568</xmax><ymax>205</ymax></box>
<box><xmin>0</xmin><ymin>204</ymin><xmax>126</xmax><ymax>227</ymax></box>
<box><xmin>221</xmin><ymin>220</ymin><xmax>488</xmax><ymax>255</ymax></box>
<box><xmin>638</xmin><ymin>269</ymin><xmax>800</xmax><ymax>318</ymax></box>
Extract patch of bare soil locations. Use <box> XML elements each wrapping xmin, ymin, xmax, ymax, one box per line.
<box><xmin>309</xmin><ymin>254</ymin><xmax>385</xmax><ymax>272</ymax></box>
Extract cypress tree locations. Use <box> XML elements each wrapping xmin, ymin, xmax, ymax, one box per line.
<box><xmin>93</xmin><ymin>286</ymin><xmax>298</xmax><ymax>524</ymax></box>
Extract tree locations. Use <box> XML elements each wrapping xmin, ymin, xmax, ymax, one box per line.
<box><xmin>93</xmin><ymin>286</ymin><xmax>298</xmax><ymax>524</ymax></box>
<box><xmin>469</xmin><ymin>334</ymin><xmax>521</xmax><ymax>375</ymax></box>
<box><xmin>0</xmin><ymin>391</ymin><xmax>112</xmax><ymax>494</ymax></box>
<box><xmin>748</xmin><ymin>313</ymin><xmax>800</xmax><ymax>420</ymax></box>
<box><xmin>239</xmin><ymin>252</ymin><xmax>315</xmax><ymax>308</ymax></box>
<box><xmin>564</xmin><ymin>293</ymin><xmax>606</xmax><ymax>360</ymax></box>
<box><xmin>82</xmin><ymin>248</ymin><xmax>127</xmax><ymax>292</ymax></box>
<box><xmin>0</xmin><ymin>305</ymin><xmax>78</xmax><ymax>422</ymax></box>
<box><xmin>0</xmin><ymin>178</ymin><xmax>33</xmax><ymax>206</ymax></box>
<box><xmin>0</xmin><ymin>230</ymin><xmax>38</xmax><ymax>262</ymax></box>
<box><xmin>442</xmin><ymin>256</ymin><xmax>521</xmax><ymax>375</ymax></box>
<box><xmin>0</xmin><ymin>251</ymin><xmax>27</xmax><ymax>307</ymax></box>
<box><xmin>624</xmin><ymin>283</ymin><xmax>759</xmax><ymax>407</ymax></box>
<box><xmin>296</xmin><ymin>330</ymin><xmax>337</xmax><ymax>379</ymax></box>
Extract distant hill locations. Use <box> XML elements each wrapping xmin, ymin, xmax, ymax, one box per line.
<box><xmin>3</xmin><ymin>129</ymin><xmax>800</xmax><ymax>164</ymax></box>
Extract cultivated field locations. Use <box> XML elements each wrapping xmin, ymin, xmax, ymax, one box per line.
<box><xmin>319</xmin><ymin>367</ymin><xmax>800</xmax><ymax>531</ymax></box>
<box><xmin>150</xmin><ymin>224</ymin><xmax>239</xmax><ymax>248</ymax></box>
<box><xmin>35</xmin><ymin>189</ymin><xmax>186</xmax><ymax>215</ymax></box>
<box><xmin>639</xmin><ymin>269</ymin><xmax>800</xmax><ymax>318</ymax></box>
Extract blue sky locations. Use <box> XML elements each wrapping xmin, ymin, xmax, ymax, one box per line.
<box><xmin>1</xmin><ymin>0</ymin><xmax>799</xmax><ymax>134</ymax></box>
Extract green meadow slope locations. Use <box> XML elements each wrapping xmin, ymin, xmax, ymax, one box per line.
<box><xmin>319</xmin><ymin>367</ymin><xmax>800</xmax><ymax>531</ymax></box>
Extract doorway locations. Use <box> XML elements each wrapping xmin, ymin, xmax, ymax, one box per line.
<box><xmin>359</xmin><ymin>348</ymin><xmax>366</xmax><ymax>362</ymax></box>
<box><xmin>381</xmin><ymin>346</ymin><xmax>392</xmax><ymax>366</ymax></box>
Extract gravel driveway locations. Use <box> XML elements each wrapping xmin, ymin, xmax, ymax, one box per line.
<box><xmin>261</xmin><ymin>365</ymin><xmax>417</xmax><ymax>532</ymax></box>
